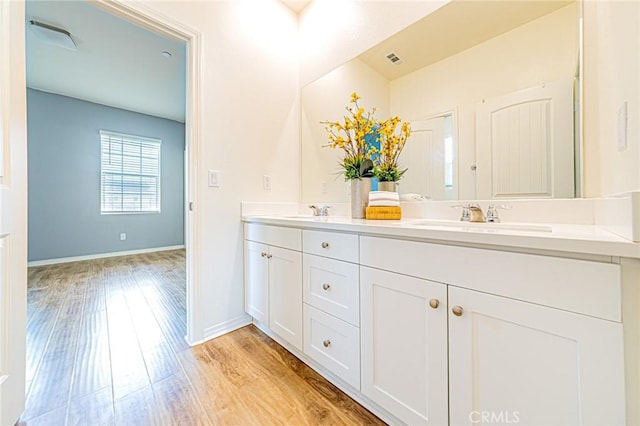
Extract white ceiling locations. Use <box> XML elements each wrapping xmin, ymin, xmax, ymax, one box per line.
<box><xmin>26</xmin><ymin>0</ymin><xmax>186</xmax><ymax>123</ymax></box>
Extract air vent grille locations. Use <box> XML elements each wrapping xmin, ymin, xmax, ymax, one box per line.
<box><xmin>385</xmin><ymin>52</ymin><xmax>403</xmax><ymax>65</ymax></box>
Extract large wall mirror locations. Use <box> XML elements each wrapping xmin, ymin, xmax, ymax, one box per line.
<box><xmin>301</xmin><ymin>0</ymin><xmax>580</xmax><ymax>202</ymax></box>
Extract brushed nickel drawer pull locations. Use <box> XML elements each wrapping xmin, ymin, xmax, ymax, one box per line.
<box><xmin>322</xmin><ymin>283</ymin><xmax>331</xmax><ymax>291</ymax></box>
<box><xmin>321</xmin><ymin>242</ymin><xmax>330</xmax><ymax>249</ymax></box>
<box><xmin>429</xmin><ymin>299</ymin><xmax>439</xmax><ymax>309</ymax></box>
<box><xmin>322</xmin><ymin>339</ymin><xmax>331</xmax><ymax>348</ymax></box>
<box><xmin>452</xmin><ymin>306</ymin><xmax>464</xmax><ymax>317</ymax></box>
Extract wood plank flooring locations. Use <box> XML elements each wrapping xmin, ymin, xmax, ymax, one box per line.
<box><xmin>19</xmin><ymin>250</ymin><xmax>384</xmax><ymax>425</ymax></box>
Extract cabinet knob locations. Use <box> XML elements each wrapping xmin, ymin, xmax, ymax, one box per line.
<box><xmin>266</xmin><ymin>254</ymin><xmax>272</xmax><ymax>259</ymax></box>
<box><xmin>452</xmin><ymin>306</ymin><xmax>464</xmax><ymax>317</ymax></box>
<box><xmin>322</xmin><ymin>339</ymin><xmax>331</xmax><ymax>348</ymax></box>
<box><xmin>429</xmin><ymin>299</ymin><xmax>439</xmax><ymax>309</ymax></box>
<box><xmin>260</xmin><ymin>252</ymin><xmax>267</xmax><ymax>257</ymax></box>
<box><xmin>322</xmin><ymin>283</ymin><xmax>331</xmax><ymax>291</ymax></box>
<box><xmin>321</xmin><ymin>242</ymin><xmax>330</xmax><ymax>249</ymax></box>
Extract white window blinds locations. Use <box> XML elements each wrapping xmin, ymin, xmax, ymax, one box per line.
<box><xmin>100</xmin><ymin>131</ymin><xmax>161</xmax><ymax>214</ymax></box>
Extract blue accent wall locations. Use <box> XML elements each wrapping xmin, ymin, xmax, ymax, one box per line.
<box><xmin>27</xmin><ymin>88</ymin><xmax>185</xmax><ymax>262</ymax></box>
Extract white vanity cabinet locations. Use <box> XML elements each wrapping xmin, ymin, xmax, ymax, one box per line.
<box><xmin>360</xmin><ymin>266</ymin><xmax>448</xmax><ymax>425</ymax></box>
<box><xmin>361</xmin><ymin>235</ymin><xmax>626</xmax><ymax>425</ymax></box>
<box><xmin>244</xmin><ymin>224</ymin><xmax>303</xmax><ymax>351</ymax></box>
<box><xmin>244</xmin><ymin>218</ymin><xmax>630</xmax><ymax>425</ymax></box>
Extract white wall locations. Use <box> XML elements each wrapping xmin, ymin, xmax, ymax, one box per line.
<box><xmin>298</xmin><ymin>0</ymin><xmax>450</xmax><ymax>87</ymax></box>
<box><xmin>301</xmin><ymin>58</ymin><xmax>390</xmax><ymax>202</ymax></box>
<box><xmin>390</xmin><ymin>4</ymin><xmax>578</xmax><ymax>200</ymax></box>
<box><xmin>583</xmin><ymin>0</ymin><xmax>640</xmax><ymax>198</ymax></box>
<box><xmin>123</xmin><ymin>0</ymin><xmax>300</xmax><ymax>339</ymax></box>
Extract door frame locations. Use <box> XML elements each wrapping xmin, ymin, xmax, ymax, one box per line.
<box><xmin>407</xmin><ymin>109</ymin><xmax>459</xmax><ymax>200</ymax></box>
<box><xmin>1</xmin><ymin>1</ymin><xmax>28</xmax><ymax>423</ymax></box>
<box><xmin>91</xmin><ymin>0</ymin><xmax>203</xmax><ymax>344</ymax></box>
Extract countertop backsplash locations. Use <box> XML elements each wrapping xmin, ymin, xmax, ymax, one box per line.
<box><xmin>241</xmin><ymin>190</ymin><xmax>640</xmax><ymax>243</ymax></box>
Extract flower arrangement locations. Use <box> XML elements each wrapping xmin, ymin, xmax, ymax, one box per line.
<box><xmin>322</xmin><ymin>93</ymin><xmax>411</xmax><ymax>183</ymax></box>
<box><xmin>322</xmin><ymin>93</ymin><xmax>376</xmax><ymax>180</ymax></box>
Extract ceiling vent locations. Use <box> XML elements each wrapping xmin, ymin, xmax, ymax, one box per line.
<box><xmin>29</xmin><ymin>20</ymin><xmax>77</xmax><ymax>51</ymax></box>
<box><xmin>385</xmin><ymin>52</ymin><xmax>404</xmax><ymax>65</ymax></box>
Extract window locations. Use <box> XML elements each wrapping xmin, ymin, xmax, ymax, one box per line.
<box><xmin>100</xmin><ymin>130</ymin><xmax>161</xmax><ymax>214</ymax></box>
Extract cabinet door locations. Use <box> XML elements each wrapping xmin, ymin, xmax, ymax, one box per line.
<box><xmin>449</xmin><ymin>286</ymin><xmax>625</xmax><ymax>426</ymax></box>
<box><xmin>360</xmin><ymin>267</ymin><xmax>448</xmax><ymax>425</ymax></box>
<box><xmin>245</xmin><ymin>240</ymin><xmax>269</xmax><ymax>324</ymax></box>
<box><xmin>269</xmin><ymin>246</ymin><xmax>303</xmax><ymax>351</ymax></box>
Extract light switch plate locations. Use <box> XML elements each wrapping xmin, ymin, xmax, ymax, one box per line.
<box><xmin>208</xmin><ymin>170</ymin><xmax>220</xmax><ymax>187</ymax></box>
<box><xmin>617</xmin><ymin>101</ymin><xmax>628</xmax><ymax>152</ymax></box>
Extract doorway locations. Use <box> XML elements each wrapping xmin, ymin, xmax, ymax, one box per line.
<box><xmin>0</xmin><ymin>0</ymin><xmax>204</xmax><ymax>422</ymax></box>
<box><xmin>24</xmin><ymin>0</ymin><xmax>199</xmax><ymax>340</ymax></box>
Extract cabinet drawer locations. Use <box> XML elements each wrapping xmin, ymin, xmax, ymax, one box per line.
<box><xmin>303</xmin><ymin>254</ymin><xmax>359</xmax><ymax>326</ymax></box>
<box><xmin>303</xmin><ymin>230</ymin><xmax>358</xmax><ymax>263</ymax></box>
<box><xmin>360</xmin><ymin>236</ymin><xmax>621</xmax><ymax>322</ymax></box>
<box><xmin>245</xmin><ymin>223</ymin><xmax>301</xmax><ymax>250</ymax></box>
<box><xmin>303</xmin><ymin>304</ymin><xmax>360</xmax><ymax>390</ymax></box>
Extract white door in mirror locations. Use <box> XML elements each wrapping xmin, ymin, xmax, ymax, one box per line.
<box><xmin>476</xmin><ymin>80</ymin><xmax>574</xmax><ymax>199</ymax></box>
<box><xmin>400</xmin><ymin>114</ymin><xmax>456</xmax><ymax>201</ymax></box>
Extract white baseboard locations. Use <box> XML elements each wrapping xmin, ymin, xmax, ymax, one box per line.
<box><xmin>194</xmin><ymin>314</ymin><xmax>252</xmax><ymax>345</ymax></box>
<box><xmin>27</xmin><ymin>245</ymin><xmax>185</xmax><ymax>267</ymax></box>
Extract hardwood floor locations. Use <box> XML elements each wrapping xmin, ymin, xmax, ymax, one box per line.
<box><xmin>19</xmin><ymin>250</ymin><xmax>383</xmax><ymax>426</ymax></box>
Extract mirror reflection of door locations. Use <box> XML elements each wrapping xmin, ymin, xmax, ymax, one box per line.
<box><xmin>476</xmin><ymin>79</ymin><xmax>575</xmax><ymax>199</ymax></box>
<box><xmin>399</xmin><ymin>113</ymin><xmax>456</xmax><ymax>200</ymax></box>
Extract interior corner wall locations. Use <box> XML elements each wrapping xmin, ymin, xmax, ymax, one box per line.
<box><xmin>301</xmin><ymin>58</ymin><xmax>390</xmax><ymax>203</ymax></box>
<box><xmin>583</xmin><ymin>0</ymin><xmax>640</xmax><ymax>197</ymax></box>
<box><xmin>298</xmin><ymin>0</ymin><xmax>451</xmax><ymax>87</ymax></box>
<box><xmin>26</xmin><ymin>88</ymin><xmax>185</xmax><ymax>262</ymax></box>
<box><xmin>128</xmin><ymin>0</ymin><xmax>300</xmax><ymax>339</ymax></box>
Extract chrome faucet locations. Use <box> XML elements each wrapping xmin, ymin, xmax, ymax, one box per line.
<box><xmin>308</xmin><ymin>205</ymin><xmax>330</xmax><ymax>217</ymax></box>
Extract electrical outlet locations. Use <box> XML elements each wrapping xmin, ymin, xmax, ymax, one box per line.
<box><xmin>263</xmin><ymin>175</ymin><xmax>272</xmax><ymax>191</ymax></box>
<box><xmin>208</xmin><ymin>170</ymin><xmax>220</xmax><ymax>187</ymax></box>
<box><xmin>120</xmin><ymin>233</ymin><xmax>126</xmax><ymax>241</ymax></box>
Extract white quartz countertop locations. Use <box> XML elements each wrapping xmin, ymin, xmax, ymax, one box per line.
<box><xmin>242</xmin><ymin>215</ymin><xmax>640</xmax><ymax>259</ymax></box>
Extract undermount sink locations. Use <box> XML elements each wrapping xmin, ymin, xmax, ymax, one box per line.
<box><xmin>409</xmin><ymin>219</ymin><xmax>553</xmax><ymax>233</ymax></box>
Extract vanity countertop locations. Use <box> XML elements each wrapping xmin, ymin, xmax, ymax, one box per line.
<box><xmin>242</xmin><ymin>215</ymin><xmax>640</xmax><ymax>259</ymax></box>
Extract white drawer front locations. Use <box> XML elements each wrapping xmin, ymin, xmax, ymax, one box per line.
<box><xmin>303</xmin><ymin>304</ymin><xmax>360</xmax><ymax>390</ymax></box>
<box><xmin>360</xmin><ymin>236</ymin><xmax>622</xmax><ymax>322</ymax></box>
<box><xmin>303</xmin><ymin>230</ymin><xmax>358</xmax><ymax>263</ymax></box>
<box><xmin>303</xmin><ymin>254</ymin><xmax>359</xmax><ymax>326</ymax></box>
<box><xmin>245</xmin><ymin>223</ymin><xmax>301</xmax><ymax>250</ymax></box>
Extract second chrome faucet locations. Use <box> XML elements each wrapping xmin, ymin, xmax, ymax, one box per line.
<box><xmin>308</xmin><ymin>204</ymin><xmax>330</xmax><ymax>217</ymax></box>
<box><xmin>453</xmin><ymin>203</ymin><xmax>511</xmax><ymax>223</ymax></box>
